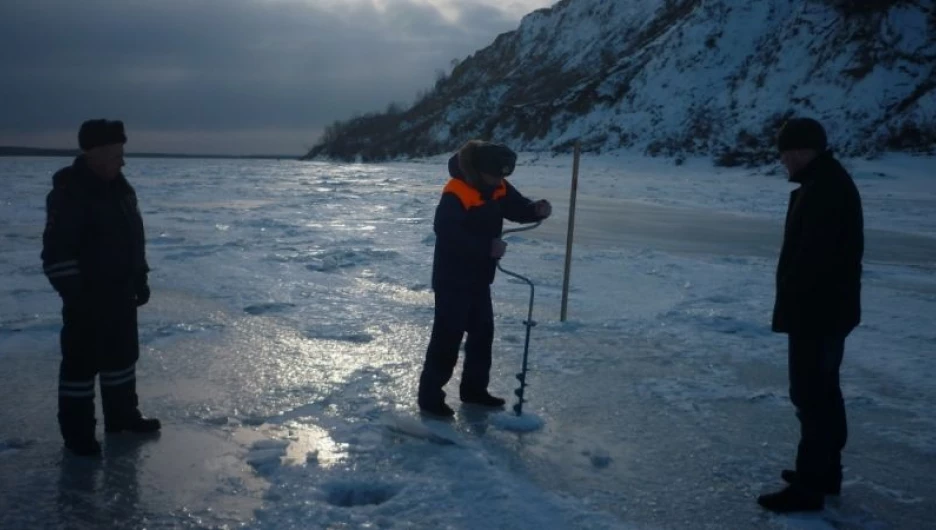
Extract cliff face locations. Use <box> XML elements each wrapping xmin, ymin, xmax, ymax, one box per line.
<box><xmin>307</xmin><ymin>0</ymin><xmax>936</xmax><ymax>165</ymax></box>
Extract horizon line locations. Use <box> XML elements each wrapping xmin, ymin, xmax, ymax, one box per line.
<box><xmin>0</xmin><ymin>145</ymin><xmax>302</xmax><ymax>160</ymax></box>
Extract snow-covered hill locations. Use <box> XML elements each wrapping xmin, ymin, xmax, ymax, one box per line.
<box><xmin>307</xmin><ymin>0</ymin><xmax>936</xmax><ymax>165</ymax></box>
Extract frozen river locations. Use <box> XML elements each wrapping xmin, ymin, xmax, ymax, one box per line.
<box><xmin>1</xmin><ymin>155</ymin><xmax>934</xmax><ymax>529</ymax></box>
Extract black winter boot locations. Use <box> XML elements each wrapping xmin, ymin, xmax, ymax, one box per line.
<box><xmin>64</xmin><ymin>437</ymin><xmax>102</xmax><ymax>457</ymax></box>
<box><xmin>419</xmin><ymin>399</ymin><xmax>455</xmax><ymax>418</ymax></box>
<box><xmin>460</xmin><ymin>391</ymin><xmax>505</xmax><ymax>408</ymax></box>
<box><xmin>59</xmin><ymin>391</ymin><xmax>100</xmax><ymax>457</ymax></box>
<box><xmin>106</xmin><ymin>416</ymin><xmax>161</xmax><ymax>434</ymax></box>
<box><xmin>758</xmin><ymin>485</ymin><xmax>824</xmax><ymax>513</ymax></box>
<box><xmin>781</xmin><ymin>469</ymin><xmax>842</xmax><ymax>496</ymax></box>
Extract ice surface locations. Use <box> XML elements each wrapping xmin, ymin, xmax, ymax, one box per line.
<box><xmin>382</xmin><ymin>412</ymin><xmax>460</xmax><ymax>445</ymax></box>
<box><xmin>0</xmin><ymin>438</ymin><xmax>36</xmax><ymax>456</ymax></box>
<box><xmin>0</xmin><ymin>154</ymin><xmax>933</xmax><ymax>529</ymax></box>
<box><xmin>490</xmin><ymin>412</ymin><xmax>546</xmax><ymax>433</ymax></box>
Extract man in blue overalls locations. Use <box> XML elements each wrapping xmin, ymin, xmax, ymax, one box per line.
<box><xmin>418</xmin><ymin>140</ymin><xmax>552</xmax><ymax>417</ymax></box>
<box><xmin>42</xmin><ymin>119</ymin><xmax>161</xmax><ymax>456</ymax></box>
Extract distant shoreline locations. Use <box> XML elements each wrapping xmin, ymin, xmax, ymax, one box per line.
<box><xmin>0</xmin><ymin>146</ymin><xmax>299</xmax><ymax>160</ymax></box>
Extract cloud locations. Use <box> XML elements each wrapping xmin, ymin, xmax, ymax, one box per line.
<box><xmin>0</xmin><ymin>0</ymin><xmax>553</xmax><ymax>153</ymax></box>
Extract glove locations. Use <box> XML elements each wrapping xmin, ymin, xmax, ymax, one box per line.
<box><xmin>533</xmin><ymin>200</ymin><xmax>552</xmax><ymax>220</ymax></box>
<box><xmin>135</xmin><ymin>277</ymin><xmax>151</xmax><ymax>307</ymax></box>
<box><xmin>491</xmin><ymin>238</ymin><xmax>507</xmax><ymax>258</ymax></box>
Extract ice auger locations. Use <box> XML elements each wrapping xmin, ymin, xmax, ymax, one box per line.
<box><xmin>496</xmin><ymin>221</ymin><xmax>541</xmax><ymax>416</ymax></box>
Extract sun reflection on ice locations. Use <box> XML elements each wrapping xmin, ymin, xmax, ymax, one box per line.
<box><xmin>284</xmin><ymin>423</ymin><xmax>348</xmax><ymax>468</ymax></box>
<box><xmin>237</xmin><ymin>422</ymin><xmax>349</xmax><ymax>472</ymax></box>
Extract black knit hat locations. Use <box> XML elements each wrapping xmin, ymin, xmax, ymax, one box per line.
<box><xmin>473</xmin><ymin>142</ymin><xmax>517</xmax><ymax>178</ymax></box>
<box><xmin>78</xmin><ymin>119</ymin><xmax>127</xmax><ymax>151</ymax></box>
<box><xmin>777</xmin><ymin>118</ymin><xmax>827</xmax><ymax>153</ymax></box>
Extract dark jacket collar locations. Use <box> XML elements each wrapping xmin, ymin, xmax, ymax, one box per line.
<box><xmin>448</xmin><ymin>153</ymin><xmax>499</xmax><ymax>199</ymax></box>
<box><xmin>68</xmin><ymin>155</ymin><xmax>128</xmax><ymax>193</ymax></box>
<box><xmin>789</xmin><ymin>150</ymin><xmax>834</xmax><ymax>185</ymax></box>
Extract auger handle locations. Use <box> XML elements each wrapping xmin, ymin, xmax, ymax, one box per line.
<box><xmin>501</xmin><ymin>221</ymin><xmax>541</xmax><ymax>237</ymax></box>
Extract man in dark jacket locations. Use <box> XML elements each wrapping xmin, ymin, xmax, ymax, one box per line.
<box><xmin>418</xmin><ymin>140</ymin><xmax>552</xmax><ymax>417</ymax></box>
<box><xmin>41</xmin><ymin>119</ymin><xmax>160</xmax><ymax>457</ymax></box>
<box><xmin>758</xmin><ymin>118</ymin><xmax>864</xmax><ymax>512</ymax></box>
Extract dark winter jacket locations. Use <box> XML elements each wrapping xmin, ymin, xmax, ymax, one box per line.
<box><xmin>41</xmin><ymin>156</ymin><xmax>149</xmax><ymax>305</ymax></box>
<box><xmin>772</xmin><ymin>151</ymin><xmax>864</xmax><ymax>335</ymax></box>
<box><xmin>432</xmin><ymin>147</ymin><xmax>541</xmax><ymax>290</ymax></box>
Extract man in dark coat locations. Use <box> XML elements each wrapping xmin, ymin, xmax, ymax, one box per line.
<box><xmin>41</xmin><ymin>119</ymin><xmax>161</xmax><ymax>457</ymax></box>
<box><xmin>418</xmin><ymin>140</ymin><xmax>552</xmax><ymax>417</ymax></box>
<box><xmin>758</xmin><ymin>118</ymin><xmax>864</xmax><ymax>512</ymax></box>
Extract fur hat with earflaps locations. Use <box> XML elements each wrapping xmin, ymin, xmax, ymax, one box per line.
<box><xmin>777</xmin><ymin>118</ymin><xmax>827</xmax><ymax>153</ymax></box>
<box><xmin>457</xmin><ymin>140</ymin><xmax>517</xmax><ymax>187</ymax></box>
<box><xmin>78</xmin><ymin>119</ymin><xmax>127</xmax><ymax>151</ymax></box>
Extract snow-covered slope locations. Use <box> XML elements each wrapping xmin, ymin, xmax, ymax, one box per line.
<box><xmin>307</xmin><ymin>0</ymin><xmax>936</xmax><ymax>165</ymax></box>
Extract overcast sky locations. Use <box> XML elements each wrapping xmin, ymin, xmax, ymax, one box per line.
<box><xmin>0</xmin><ymin>0</ymin><xmax>553</xmax><ymax>155</ymax></box>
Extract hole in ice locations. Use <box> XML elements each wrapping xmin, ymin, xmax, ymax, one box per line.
<box><xmin>305</xmin><ymin>249</ymin><xmax>399</xmax><ymax>272</ymax></box>
<box><xmin>323</xmin><ymin>480</ymin><xmax>400</xmax><ymax>507</ymax></box>
<box><xmin>589</xmin><ymin>451</ymin><xmax>612</xmax><ymax>469</ymax></box>
<box><xmin>244</xmin><ymin>302</ymin><xmax>296</xmax><ymax>315</ymax></box>
<box><xmin>0</xmin><ymin>438</ymin><xmax>36</xmax><ymax>455</ymax></box>
<box><xmin>305</xmin><ymin>329</ymin><xmax>374</xmax><ymax>344</ymax></box>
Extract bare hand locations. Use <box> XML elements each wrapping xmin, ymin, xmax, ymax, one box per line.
<box><xmin>491</xmin><ymin>238</ymin><xmax>507</xmax><ymax>258</ymax></box>
<box><xmin>534</xmin><ymin>200</ymin><xmax>552</xmax><ymax>219</ymax></box>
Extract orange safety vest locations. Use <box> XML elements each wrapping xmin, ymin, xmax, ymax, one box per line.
<box><xmin>443</xmin><ymin>178</ymin><xmax>507</xmax><ymax>210</ymax></box>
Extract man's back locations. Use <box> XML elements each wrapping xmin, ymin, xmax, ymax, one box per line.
<box><xmin>773</xmin><ymin>151</ymin><xmax>864</xmax><ymax>335</ymax></box>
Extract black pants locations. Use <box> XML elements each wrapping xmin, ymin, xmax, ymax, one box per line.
<box><xmin>418</xmin><ymin>286</ymin><xmax>494</xmax><ymax>404</ymax></box>
<box><xmin>58</xmin><ymin>300</ymin><xmax>141</xmax><ymax>441</ymax></box>
<box><xmin>789</xmin><ymin>333</ymin><xmax>848</xmax><ymax>487</ymax></box>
